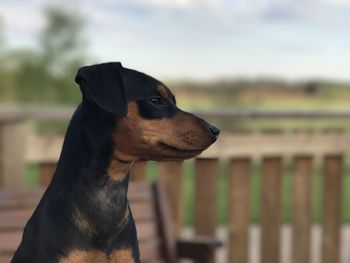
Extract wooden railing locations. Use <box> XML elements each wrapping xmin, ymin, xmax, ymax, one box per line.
<box><xmin>10</xmin><ymin>156</ymin><xmax>346</xmax><ymax>263</ymax></box>
<box><xmin>153</xmin><ymin>156</ymin><xmax>345</xmax><ymax>263</ymax></box>
<box><xmin>1</xmin><ymin>107</ymin><xmax>350</xmax><ymax>263</ymax></box>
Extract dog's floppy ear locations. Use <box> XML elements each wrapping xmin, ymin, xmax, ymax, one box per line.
<box><xmin>75</xmin><ymin>62</ymin><xmax>127</xmax><ymax>116</ymax></box>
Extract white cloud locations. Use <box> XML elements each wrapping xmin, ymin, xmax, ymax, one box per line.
<box><xmin>126</xmin><ymin>0</ymin><xmax>224</xmax><ymax>9</ymax></box>
<box><xmin>0</xmin><ymin>2</ymin><xmax>44</xmax><ymax>32</ymax></box>
<box><xmin>1</xmin><ymin>0</ymin><xmax>349</xmax><ymax>80</ymax></box>
<box><xmin>324</xmin><ymin>0</ymin><xmax>350</xmax><ymax>5</ymax></box>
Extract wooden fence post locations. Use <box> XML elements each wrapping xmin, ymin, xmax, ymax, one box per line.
<box><xmin>322</xmin><ymin>155</ymin><xmax>343</xmax><ymax>263</ymax></box>
<box><xmin>228</xmin><ymin>158</ymin><xmax>251</xmax><ymax>263</ymax></box>
<box><xmin>261</xmin><ymin>156</ymin><xmax>283</xmax><ymax>263</ymax></box>
<box><xmin>158</xmin><ymin>161</ymin><xmax>183</xmax><ymax>234</ymax></box>
<box><xmin>0</xmin><ymin>120</ymin><xmax>27</xmax><ymax>188</ymax></box>
<box><xmin>131</xmin><ymin>161</ymin><xmax>147</xmax><ymax>182</ymax></box>
<box><xmin>292</xmin><ymin>156</ymin><xmax>313</xmax><ymax>263</ymax></box>
<box><xmin>194</xmin><ymin>158</ymin><xmax>219</xmax><ymax>263</ymax></box>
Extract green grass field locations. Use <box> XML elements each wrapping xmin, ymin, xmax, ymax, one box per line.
<box><xmin>25</xmin><ymin>161</ymin><xmax>350</xmax><ymax>226</ymax></box>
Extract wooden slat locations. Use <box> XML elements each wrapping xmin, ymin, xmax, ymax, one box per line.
<box><xmin>39</xmin><ymin>163</ymin><xmax>56</xmax><ymax>187</ymax></box>
<box><xmin>194</xmin><ymin>158</ymin><xmax>219</xmax><ymax>237</ymax></box>
<box><xmin>131</xmin><ymin>162</ymin><xmax>147</xmax><ymax>182</ymax></box>
<box><xmin>0</xmin><ymin>188</ymin><xmax>44</xmax><ymax>209</ymax></box>
<box><xmin>228</xmin><ymin>158</ymin><xmax>251</xmax><ymax>263</ymax></box>
<box><xmin>194</xmin><ymin>158</ymin><xmax>218</xmax><ymax>263</ymax></box>
<box><xmin>322</xmin><ymin>155</ymin><xmax>343</xmax><ymax>263</ymax></box>
<box><xmin>292</xmin><ymin>156</ymin><xmax>313</xmax><ymax>263</ymax></box>
<box><xmin>130</xmin><ymin>201</ymin><xmax>155</xmax><ymax>222</ymax></box>
<box><xmin>0</xmin><ymin>209</ymin><xmax>33</xmax><ymax>231</ymax></box>
<box><xmin>158</xmin><ymin>161</ymin><xmax>183</xmax><ymax>234</ymax></box>
<box><xmin>135</xmin><ymin>221</ymin><xmax>159</xmax><ymax>242</ymax></box>
<box><xmin>153</xmin><ymin>180</ymin><xmax>177</xmax><ymax>263</ymax></box>
<box><xmin>199</xmin><ymin>133</ymin><xmax>350</xmax><ymax>159</ymax></box>
<box><xmin>128</xmin><ymin>181</ymin><xmax>153</xmax><ymax>201</ymax></box>
<box><xmin>0</xmin><ymin>254</ymin><xmax>13</xmax><ymax>263</ymax></box>
<box><xmin>261</xmin><ymin>157</ymin><xmax>283</xmax><ymax>263</ymax></box>
<box><xmin>0</xmin><ymin>121</ymin><xmax>27</xmax><ymax>187</ymax></box>
<box><xmin>139</xmin><ymin>239</ymin><xmax>162</xmax><ymax>262</ymax></box>
<box><xmin>0</xmin><ymin>231</ymin><xmax>22</xmax><ymax>253</ymax></box>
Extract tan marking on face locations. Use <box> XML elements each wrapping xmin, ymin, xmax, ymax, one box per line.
<box><xmin>156</xmin><ymin>85</ymin><xmax>170</xmax><ymax>99</ymax></box>
<box><xmin>59</xmin><ymin>249</ymin><xmax>134</xmax><ymax>263</ymax></box>
<box><xmin>107</xmin><ymin>158</ymin><xmax>133</xmax><ymax>181</ymax></box>
<box><xmin>112</xmin><ymin>101</ymin><xmax>215</xmax><ymax>162</ymax></box>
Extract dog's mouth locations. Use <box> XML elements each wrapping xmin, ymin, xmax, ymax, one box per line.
<box><xmin>158</xmin><ymin>142</ymin><xmax>204</xmax><ymax>154</ymax></box>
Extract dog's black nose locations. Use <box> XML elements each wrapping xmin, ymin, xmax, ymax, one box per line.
<box><xmin>209</xmin><ymin>125</ymin><xmax>220</xmax><ymax>136</ymax></box>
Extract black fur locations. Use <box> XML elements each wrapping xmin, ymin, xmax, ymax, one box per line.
<box><xmin>136</xmin><ymin>98</ymin><xmax>177</xmax><ymax>120</ymax></box>
<box><xmin>12</xmin><ymin>62</ymin><xmax>163</xmax><ymax>263</ymax></box>
<box><xmin>75</xmin><ymin>62</ymin><xmax>163</xmax><ymax>116</ymax></box>
<box><xmin>12</xmin><ymin>102</ymin><xmax>140</xmax><ymax>263</ymax></box>
<box><xmin>12</xmin><ymin>62</ymin><xmax>218</xmax><ymax>263</ymax></box>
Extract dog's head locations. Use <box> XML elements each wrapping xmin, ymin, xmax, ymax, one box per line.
<box><xmin>76</xmin><ymin>62</ymin><xmax>219</xmax><ymax>161</ymax></box>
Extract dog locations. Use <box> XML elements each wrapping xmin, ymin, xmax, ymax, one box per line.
<box><xmin>12</xmin><ymin>62</ymin><xmax>220</xmax><ymax>263</ymax></box>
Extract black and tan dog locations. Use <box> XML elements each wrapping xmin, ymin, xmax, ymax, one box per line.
<box><xmin>12</xmin><ymin>62</ymin><xmax>219</xmax><ymax>263</ymax></box>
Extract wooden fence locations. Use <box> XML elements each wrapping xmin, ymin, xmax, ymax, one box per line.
<box><xmin>6</xmin><ymin>156</ymin><xmax>346</xmax><ymax>263</ymax></box>
<box><xmin>1</xmin><ymin>107</ymin><xmax>350</xmax><ymax>263</ymax></box>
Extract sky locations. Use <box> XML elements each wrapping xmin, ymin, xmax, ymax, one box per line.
<box><xmin>0</xmin><ymin>0</ymin><xmax>349</xmax><ymax>81</ymax></box>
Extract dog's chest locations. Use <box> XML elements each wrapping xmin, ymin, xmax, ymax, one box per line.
<box><xmin>59</xmin><ymin>249</ymin><xmax>134</xmax><ymax>263</ymax></box>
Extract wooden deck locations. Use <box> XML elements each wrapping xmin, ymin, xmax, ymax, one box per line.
<box><xmin>182</xmin><ymin>226</ymin><xmax>350</xmax><ymax>263</ymax></box>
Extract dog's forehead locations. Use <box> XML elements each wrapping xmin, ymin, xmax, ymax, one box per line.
<box><xmin>121</xmin><ymin>68</ymin><xmax>163</xmax><ymax>100</ymax></box>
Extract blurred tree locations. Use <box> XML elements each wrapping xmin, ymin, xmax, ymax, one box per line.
<box><xmin>14</xmin><ymin>5</ymin><xmax>87</xmax><ymax>104</ymax></box>
<box><xmin>14</xmin><ymin>50</ymin><xmax>55</xmax><ymax>102</ymax></box>
<box><xmin>0</xmin><ymin>17</ymin><xmax>16</xmax><ymax>102</ymax></box>
<box><xmin>40</xmin><ymin>6</ymin><xmax>86</xmax><ymax>78</ymax></box>
<box><xmin>0</xmin><ymin>17</ymin><xmax>4</xmax><ymax>53</ymax></box>
<box><xmin>39</xmin><ymin>5</ymin><xmax>87</xmax><ymax>103</ymax></box>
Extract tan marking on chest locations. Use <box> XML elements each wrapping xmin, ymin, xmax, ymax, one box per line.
<box><xmin>107</xmin><ymin>159</ymin><xmax>133</xmax><ymax>181</ymax></box>
<box><xmin>59</xmin><ymin>249</ymin><xmax>134</xmax><ymax>263</ymax></box>
<box><xmin>72</xmin><ymin>206</ymin><xmax>95</xmax><ymax>236</ymax></box>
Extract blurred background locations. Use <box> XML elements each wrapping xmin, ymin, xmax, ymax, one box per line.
<box><xmin>1</xmin><ymin>1</ymin><xmax>350</xmax><ymax>263</ymax></box>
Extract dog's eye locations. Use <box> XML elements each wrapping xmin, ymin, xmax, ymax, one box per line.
<box><xmin>150</xmin><ymin>98</ymin><xmax>164</xmax><ymax>106</ymax></box>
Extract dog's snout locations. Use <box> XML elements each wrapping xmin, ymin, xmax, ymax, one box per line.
<box><xmin>209</xmin><ymin>125</ymin><xmax>220</xmax><ymax>137</ymax></box>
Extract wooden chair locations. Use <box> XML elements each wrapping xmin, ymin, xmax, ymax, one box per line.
<box><xmin>0</xmin><ymin>180</ymin><xmax>221</xmax><ymax>263</ymax></box>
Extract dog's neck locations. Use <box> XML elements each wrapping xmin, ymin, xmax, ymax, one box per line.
<box><xmin>108</xmin><ymin>158</ymin><xmax>134</xmax><ymax>181</ymax></box>
<box><xmin>51</xmin><ymin>104</ymin><xmax>133</xmax><ymax>185</ymax></box>
<box><xmin>45</xmin><ymin>106</ymin><xmax>138</xmax><ymax>255</ymax></box>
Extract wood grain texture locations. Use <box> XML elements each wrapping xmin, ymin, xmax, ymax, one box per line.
<box><xmin>194</xmin><ymin>158</ymin><xmax>219</xmax><ymax>237</ymax></box>
<box><xmin>130</xmin><ymin>161</ymin><xmax>147</xmax><ymax>182</ymax></box>
<box><xmin>292</xmin><ymin>156</ymin><xmax>313</xmax><ymax>263</ymax></box>
<box><xmin>158</xmin><ymin>161</ymin><xmax>183</xmax><ymax>234</ymax></box>
<box><xmin>261</xmin><ymin>157</ymin><xmax>283</xmax><ymax>263</ymax></box>
<box><xmin>0</xmin><ymin>121</ymin><xmax>27</xmax><ymax>187</ymax></box>
<box><xmin>228</xmin><ymin>158</ymin><xmax>251</xmax><ymax>263</ymax></box>
<box><xmin>322</xmin><ymin>155</ymin><xmax>343</xmax><ymax>263</ymax></box>
<box><xmin>194</xmin><ymin>158</ymin><xmax>219</xmax><ymax>263</ymax></box>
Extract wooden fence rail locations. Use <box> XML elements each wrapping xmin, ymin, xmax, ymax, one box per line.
<box><xmin>4</xmin><ymin>107</ymin><xmax>350</xmax><ymax>121</ymax></box>
<box><xmin>1</xmin><ymin>108</ymin><xmax>350</xmax><ymax>262</ymax></box>
<box><xmin>16</xmin><ymin>154</ymin><xmax>346</xmax><ymax>263</ymax></box>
